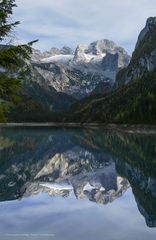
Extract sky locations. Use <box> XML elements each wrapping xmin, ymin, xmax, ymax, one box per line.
<box><xmin>13</xmin><ymin>0</ymin><xmax>156</xmax><ymax>54</ymax></box>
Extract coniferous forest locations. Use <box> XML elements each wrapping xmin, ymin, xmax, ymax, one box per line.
<box><xmin>0</xmin><ymin>0</ymin><xmax>156</xmax><ymax>124</ymax></box>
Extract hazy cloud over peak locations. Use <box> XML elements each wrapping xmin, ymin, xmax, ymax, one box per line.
<box><xmin>13</xmin><ymin>0</ymin><xmax>156</xmax><ymax>53</ymax></box>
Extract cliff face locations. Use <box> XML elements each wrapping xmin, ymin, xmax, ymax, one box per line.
<box><xmin>1</xmin><ymin>128</ymin><xmax>156</xmax><ymax>227</ymax></box>
<box><xmin>66</xmin><ymin>17</ymin><xmax>156</xmax><ymax>124</ymax></box>
<box><xmin>13</xmin><ymin>40</ymin><xmax>129</xmax><ymax>115</ymax></box>
<box><xmin>117</xmin><ymin>160</ymin><xmax>156</xmax><ymax>228</ymax></box>
<box><xmin>0</xmin><ymin>129</ymin><xmax>129</xmax><ymax>204</ymax></box>
<box><xmin>117</xmin><ymin>17</ymin><xmax>156</xmax><ymax>85</ymax></box>
<box><xmin>30</xmin><ymin>39</ymin><xmax>130</xmax><ymax>100</ymax></box>
<box><xmin>0</xmin><ymin>129</ymin><xmax>156</xmax><ymax>219</ymax></box>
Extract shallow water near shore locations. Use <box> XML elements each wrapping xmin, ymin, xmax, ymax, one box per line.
<box><xmin>0</xmin><ymin>127</ymin><xmax>156</xmax><ymax>240</ymax></box>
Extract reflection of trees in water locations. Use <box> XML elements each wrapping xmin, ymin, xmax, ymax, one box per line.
<box><xmin>79</xmin><ymin>129</ymin><xmax>156</xmax><ymax>227</ymax></box>
<box><xmin>80</xmin><ymin>129</ymin><xmax>156</xmax><ymax>178</ymax></box>
<box><xmin>0</xmin><ymin>128</ymin><xmax>156</xmax><ymax>227</ymax></box>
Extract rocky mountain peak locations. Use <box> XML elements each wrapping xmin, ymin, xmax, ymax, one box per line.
<box><xmin>146</xmin><ymin>17</ymin><xmax>156</xmax><ymax>28</ymax></box>
<box><xmin>74</xmin><ymin>39</ymin><xmax>120</xmax><ymax>58</ymax></box>
<box><xmin>73</xmin><ymin>44</ymin><xmax>88</xmax><ymax>62</ymax></box>
<box><xmin>30</xmin><ymin>39</ymin><xmax>130</xmax><ymax>101</ymax></box>
<box><xmin>87</xmin><ymin>39</ymin><xmax>117</xmax><ymax>54</ymax></box>
<box><xmin>73</xmin><ymin>39</ymin><xmax>130</xmax><ymax>66</ymax></box>
<box><xmin>31</xmin><ymin>46</ymin><xmax>73</xmax><ymax>62</ymax></box>
<box><xmin>117</xmin><ymin>16</ymin><xmax>156</xmax><ymax>86</ymax></box>
<box><xmin>60</xmin><ymin>46</ymin><xmax>73</xmax><ymax>55</ymax></box>
<box><xmin>43</xmin><ymin>46</ymin><xmax>73</xmax><ymax>57</ymax></box>
<box><xmin>44</xmin><ymin>47</ymin><xmax>60</xmax><ymax>57</ymax></box>
<box><xmin>136</xmin><ymin>16</ymin><xmax>156</xmax><ymax>49</ymax></box>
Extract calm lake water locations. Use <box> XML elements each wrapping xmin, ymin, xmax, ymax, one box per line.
<box><xmin>0</xmin><ymin>127</ymin><xmax>156</xmax><ymax>240</ymax></box>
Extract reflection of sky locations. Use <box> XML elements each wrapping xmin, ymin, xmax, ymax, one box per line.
<box><xmin>0</xmin><ymin>189</ymin><xmax>156</xmax><ymax>240</ymax></box>
<box><xmin>13</xmin><ymin>0</ymin><xmax>156</xmax><ymax>54</ymax></box>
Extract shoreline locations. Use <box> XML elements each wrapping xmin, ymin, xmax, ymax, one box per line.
<box><xmin>0</xmin><ymin>123</ymin><xmax>156</xmax><ymax>134</ymax></box>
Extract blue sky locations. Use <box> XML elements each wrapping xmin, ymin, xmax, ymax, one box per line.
<box><xmin>13</xmin><ymin>0</ymin><xmax>156</xmax><ymax>54</ymax></box>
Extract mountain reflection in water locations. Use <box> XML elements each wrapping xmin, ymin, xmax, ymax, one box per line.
<box><xmin>0</xmin><ymin>127</ymin><xmax>156</xmax><ymax>230</ymax></box>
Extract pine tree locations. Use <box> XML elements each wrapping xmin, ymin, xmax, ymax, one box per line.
<box><xmin>0</xmin><ymin>0</ymin><xmax>37</xmax><ymax>122</ymax></box>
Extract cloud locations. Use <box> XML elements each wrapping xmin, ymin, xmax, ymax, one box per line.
<box><xmin>13</xmin><ymin>0</ymin><xmax>156</xmax><ymax>53</ymax></box>
<box><xmin>0</xmin><ymin>189</ymin><xmax>155</xmax><ymax>240</ymax></box>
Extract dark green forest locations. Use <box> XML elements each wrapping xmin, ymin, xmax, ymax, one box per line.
<box><xmin>65</xmin><ymin>71</ymin><xmax>156</xmax><ymax>124</ymax></box>
<box><xmin>0</xmin><ymin>1</ymin><xmax>156</xmax><ymax>124</ymax></box>
<box><xmin>0</xmin><ymin>0</ymin><xmax>36</xmax><ymax>122</ymax></box>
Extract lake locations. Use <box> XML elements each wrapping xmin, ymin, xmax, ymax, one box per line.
<box><xmin>0</xmin><ymin>127</ymin><xmax>156</xmax><ymax>240</ymax></box>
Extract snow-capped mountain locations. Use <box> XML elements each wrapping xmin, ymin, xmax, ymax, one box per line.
<box><xmin>0</xmin><ymin>128</ymin><xmax>130</xmax><ymax>205</ymax></box>
<box><xmin>1</xmin><ymin>128</ymin><xmax>156</xmax><ymax>226</ymax></box>
<box><xmin>29</xmin><ymin>39</ymin><xmax>130</xmax><ymax>101</ymax></box>
<box><xmin>41</xmin><ymin>54</ymin><xmax>73</xmax><ymax>64</ymax></box>
<box><xmin>31</xmin><ymin>46</ymin><xmax>73</xmax><ymax>61</ymax></box>
<box><xmin>24</xmin><ymin>164</ymin><xmax>129</xmax><ymax>205</ymax></box>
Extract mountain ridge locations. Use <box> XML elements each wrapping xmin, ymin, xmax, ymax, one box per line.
<box><xmin>5</xmin><ymin>17</ymin><xmax>156</xmax><ymax>123</ymax></box>
<box><xmin>29</xmin><ymin>39</ymin><xmax>130</xmax><ymax>100</ymax></box>
<box><xmin>63</xmin><ymin>17</ymin><xmax>156</xmax><ymax>124</ymax></box>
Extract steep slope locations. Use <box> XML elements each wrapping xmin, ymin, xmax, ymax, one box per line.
<box><xmin>30</xmin><ymin>39</ymin><xmax>130</xmax><ymax>99</ymax></box>
<box><xmin>1</xmin><ymin>128</ymin><xmax>156</xmax><ymax>226</ymax></box>
<box><xmin>66</xmin><ymin>18</ymin><xmax>156</xmax><ymax>124</ymax></box>
<box><xmin>66</xmin><ymin>72</ymin><xmax>156</xmax><ymax>123</ymax></box>
<box><xmin>25</xmin><ymin>65</ymin><xmax>76</xmax><ymax>111</ymax></box>
<box><xmin>4</xmin><ymin>40</ymin><xmax>130</xmax><ymax>121</ymax></box>
<box><xmin>117</xmin><ymin>17</ymin><xmax>156</xmax><ymax>85</ymax></box>
<box><xmin>0</xmin><ymin>128</ymin><xmax>129</xmax><ymax>203</ymax></box>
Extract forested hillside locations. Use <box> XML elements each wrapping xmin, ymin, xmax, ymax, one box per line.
<box><xmin>65</xmin><ymin>71</ymin><xmax>156</xmax><ymax>124</ymax></box>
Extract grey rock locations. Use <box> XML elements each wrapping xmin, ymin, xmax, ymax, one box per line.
<box><xmin>117</xmin><ymin>16</ymin><xmax>156</xmax><ymax>85</ymax></box>
<box><xmin>136</xmin><ymin>17</ymin><xmax>156</xmax><ymax>49</ymax></box>
<box><xmin>30</xmin><ymin>39</ymin><xmax>130</xmax><ymax>100</ymax></box>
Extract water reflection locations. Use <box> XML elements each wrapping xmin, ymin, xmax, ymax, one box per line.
<box><xmin>0</xmin><ymin>128</ymin><xmax>156</xmax><ymax>230</ymax></box>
